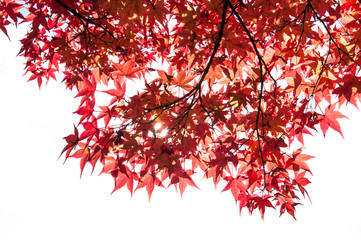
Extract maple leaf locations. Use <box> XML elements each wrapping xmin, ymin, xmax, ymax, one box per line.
<box><xmin>73</xmin><ymin>105</ymin><xmax>94</xmax><ymax>123</ymax></box>
<box><xmin>252</xmin><ymin>196</ymin><xmax>275</xmax><ymax>220</ymax></box>
<box><xmin>75</xmin><ymin>78</ymin><xmax>96</xmax><ymax>98</ymax></box>
<box><xmin>135</xmin><ymin>172</ymin><xmax>165</xmax><ymax>201</ymax></box>
<box><xmin>221</xmin><ymin>176</ymin><xmax>247</xmax><ymax>201</ymax></box>
<box><xmin>69</xmin><ymin>143</ymin><xmax>91</xmax><ymax>177</ymax></box>
<box><xmin>79</xmin><ymin>121</ymin><xmax>99</xmax><ymax>140</ymax></box>
<box><xmin>59</xmin><ymin>125</ymin><xmax>79</xmax><ymax>159</ymax></box>
<box><xmin>278</xmin><ymin>195</ymin><xmax>299</xmax><ymax>220</ymax></box>
<box><xmin>170</xmin><ymin>169</ymin><xmax>199</xmax><ymax>197</ymax></box>
<box><xmin>238</xmin><ymin>192</ymin><xmax>250</xmax><ymax>215</ymax></box>
<box><xmin>294</xmin><ymin>171</ymin><xmax>311</xmax><ymax>198</ymax></box>
<box><xmin>293</xmin><ymin>153</ymin><xmax>314</xmax><ymax>172</ymax></box>
<box><xmin>111</xmin><ymin>58</ymin><xmax>144</xmax><ymax>79</ymax></box>
<box><xmin>111</xmin><ymin>171</ymin><xmax>134</xmax><ymax>196</ymax></box>
<box><xmin>319</xmin><ymin>103</ymin><xmax>348</xmax><ymax>138</ymax></box>
<box><xmin>97</xmin><ymin>105</ymin><xmax>119</xmax><ymax>127</ymax></box>
<box><xmin>102</xmin><ymin>76</ymin><xmax>126</xmax><ymax>105</ymax></box>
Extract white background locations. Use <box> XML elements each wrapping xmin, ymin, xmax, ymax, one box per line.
<box><xmin>1</xmin><ymin>25</ymin><xmax>361</xmax><ymax>240</ymax></box>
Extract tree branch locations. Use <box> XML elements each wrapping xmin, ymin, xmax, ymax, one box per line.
<box><xmin>228</xmin><ymin>2</ymin><xmax>269</xmax><ymax>188</ymax></box>
<box><xmin>53</xmin><ymin>0</ymin><xmax>116</xmax><ymax>39</ymax></box>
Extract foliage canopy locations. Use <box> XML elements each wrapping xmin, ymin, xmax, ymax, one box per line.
<box><xmin>1</xmin><ymin>0</ymin><xmax>361</xmax><ymax>218</ymax></box>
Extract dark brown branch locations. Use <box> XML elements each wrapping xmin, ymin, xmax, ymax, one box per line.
<box><xmin>53</xmin><ymin>0</ymin><xmax>88</xmax><ymax>23</ymax></box>
<box><xmin>309</xmin><ymin>3</ymin><xmax>360</xmax><ymax>67</ymax></box>
<box><xmin>295</xmin><ymin>2</ymin><xmax>311</xmax><ymax>51</ymax></box>
<box><xmin>228</xmin><ymin>2</ymin><xmax>269</xmax><ymax>188</ymax></box>
<box><xmin>53</xmin><ymin>0</ymin><xmax>116</xmax><ymax>39</ymax></box>
<box><xmin>228</xmin><ymin>3</ymin><xmax>277</xmax><ymax>91</ymax></box>
<box><xmin>143</xmin><ymin>0</ymin><xmax>230</xmax><ymax>129</ymax></box>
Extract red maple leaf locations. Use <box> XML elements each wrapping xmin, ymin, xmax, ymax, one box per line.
<box><xmin>59</xmin><ymin>125</ymin><xmax>79</xmax><ymax>159</ymax></box>
<box><xmin>319</xmin><ymin>103</ymin><xmax>347</xmax><ymax>138</ymax></box>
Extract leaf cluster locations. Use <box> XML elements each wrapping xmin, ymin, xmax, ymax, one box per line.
<box><xmin>1</xmin><ymin>0</ymin><xmax>361</xmax><ymax>219</ymax></box>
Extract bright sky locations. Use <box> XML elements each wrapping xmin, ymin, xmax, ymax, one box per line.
<box><xmin>1</xmin><ymin>25</ymin><xmax>361</xmax><ymax>240</ymax></box>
